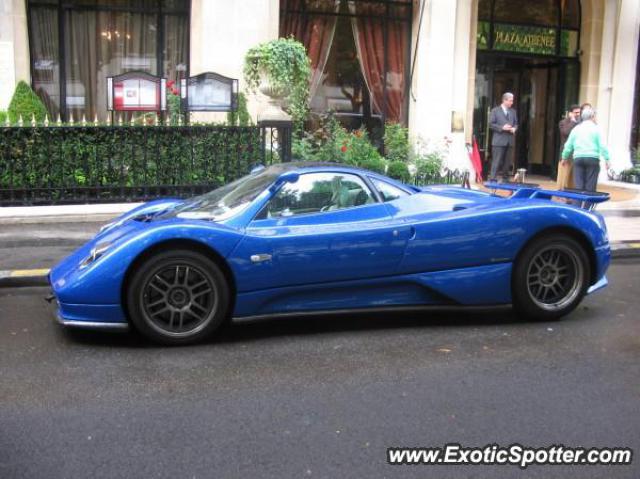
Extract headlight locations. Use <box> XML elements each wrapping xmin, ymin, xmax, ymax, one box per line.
<box><xmin>80</xmin><ymin>241</ymin><xmax>112</xmax><ymax>268</ymax></box>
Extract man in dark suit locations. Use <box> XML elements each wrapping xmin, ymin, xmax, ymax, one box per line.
<box><xmin>489</xmin><ymin>92</ymin><xmax>518</xmax><ymax>181</ymax></box>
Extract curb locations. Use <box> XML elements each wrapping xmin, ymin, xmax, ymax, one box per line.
<box><xmin>0</xmin><ymin>269</ymin><xmax>50</xmax><ymax>288</ymax></box>
<box><xmin>610</xmin><ymin>242</ymin><xmax>640</xmax><ymax>259</ymax></box>
<box><xmin>2</xmin><ymin>243</ymin><xmax>639</xmax><ymax>289</ymax></box>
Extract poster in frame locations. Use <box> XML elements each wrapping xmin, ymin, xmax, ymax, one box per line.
<box><xmin>107</xmin><ymin>71</ymin><xmax>167</xmax><ymax>112</ymax></box>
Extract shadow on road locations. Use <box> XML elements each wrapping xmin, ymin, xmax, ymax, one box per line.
<box><xmin>62</xmin><ymin>306</ymin><xmax>535</xmax><ymax>349</ymax></box>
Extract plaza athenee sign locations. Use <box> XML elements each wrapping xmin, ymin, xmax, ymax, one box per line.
<box><xmin>477</xmin><ymin>22</ymin><xmax>577</xmax><ymax>57</ymax></box>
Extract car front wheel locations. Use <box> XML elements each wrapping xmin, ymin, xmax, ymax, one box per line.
<box><xmin>512</xmin><ymin>234</ymin><xmax>591</xmax><ymax>321</ymax></box>
<box><xmin>126</xmin><ymin>249</ymin><xmax>230</xmax><ymax>345</ymax></box>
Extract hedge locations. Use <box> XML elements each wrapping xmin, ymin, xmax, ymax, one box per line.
<box><xmin>0</xmin><ymin>125</ymin><xmax>263</xmax><ymax>204</ymax></box>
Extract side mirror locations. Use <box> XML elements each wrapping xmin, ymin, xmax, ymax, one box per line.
<box><xmin>280</xmin><ymin>171</ymin><xmax>300</xmax><ymax>184</ymax></box>
<box><xmin>269</xmin><ymin>171</ymin><xmax>300</xmax><ymax>192</ymax></box>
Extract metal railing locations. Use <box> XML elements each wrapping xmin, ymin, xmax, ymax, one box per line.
<box><xmin>0</xmin><ymin>119</ymin><xmax>466</xmax><ymax>206</ymax></box>
<box><xmin>414</xmin><ymin>169</ymin><xmax>470</xmax><ymax>187</ymax></box>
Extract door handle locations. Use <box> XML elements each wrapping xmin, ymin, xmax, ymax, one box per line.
<box><xmin>392</xmin><ymin>227</ymin><xmax>416</xmax><ymax>240</ymax></box>
<box><xmin>250</xmin><ymin>254</ymin><xmax>272</xmax><ymax>263</ymax></box>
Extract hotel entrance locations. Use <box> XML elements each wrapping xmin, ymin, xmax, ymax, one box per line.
<box><xmin>472</xmin><ymin>0</ymin><xmax>581</xmax><ymax>178</ymax></box>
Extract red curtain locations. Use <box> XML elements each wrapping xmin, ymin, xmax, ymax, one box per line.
<box><xmin>280</xmin><ymin>0</ymin><xmax>339</xmax><ymax>98</ymax></box>
<box><xmin>281</xmin><ymin>0</ymin><xmax>407</xmax><ymax>124</ymax></box>
<box><xmin>350</xmin><ymin>2</ymin><xmax>407</xmax><ymax>123</ymax></box>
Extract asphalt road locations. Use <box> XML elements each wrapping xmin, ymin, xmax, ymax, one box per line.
<box><xmin>0</xmin><ymin>259</ymin><xmax>638</xmax><ymax>478</ymax></box>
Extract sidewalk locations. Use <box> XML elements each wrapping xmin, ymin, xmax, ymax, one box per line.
<box><xmin>0</xmin><ymin>202</ymin><xmax>142</xmax><ymax>225</ymax></box>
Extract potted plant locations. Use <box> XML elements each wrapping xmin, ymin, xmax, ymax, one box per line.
<box><xmin>244</xmin><ymin>38</ymin><xmax>311</xmax><ymax>129</ymax></box>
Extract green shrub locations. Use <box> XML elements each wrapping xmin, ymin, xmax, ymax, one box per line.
<box><xmin>292</xmin><ymin>135</ymin><xmax>317</xmax><ymax>161</ymax></box>
<box><xmin>227</xmin><ymin>92</ymin><xmax>252</xmax><ymax>126</ymax></box>
<box><xmin>358</xmin><ymin>157</ymin><xmax>387</xmax><ymax>174</ymax></box>
<box><xmin>7</xmin><ymin>81</ymin><xmax>48</xmax><ymax>123</ymax></box>
<box><xmin>291</xmin><ymin>112</ymin><xmax>349</xmax><ymax>162</ymax></box>
<box><xmin>0</xmin><ymin>126</ymin><xmax>262</xmax><ymax>191</ymax></box>
<box><xmin>291</xmin><ymin>113</ymin><xmax>388</xmax><ymax>167</ymax></box>
<box><xmin>342</xmin><ymin>128</ymin><xmax>383</xmax><ymax>166</ymax></box>
<box><xmin>387</xmin><ymin>161</ymin><xmax>410</xmax><ymax>182</ymax></box>
<box><xmin>0</xmin><ymin>111</ymin><xmax>6</xmax><ymax>124</ymax></box>
<box><xmin>383</xmin><ymin>122</ymin><xmax>410</xmax><ymax>163</ymax></box>
<box><xmin>415</xmin><ymin>152</ymin><xmax>443</xmax><ymax>179</ymax></box>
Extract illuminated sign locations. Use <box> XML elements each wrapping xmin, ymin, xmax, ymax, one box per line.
<box><xmin>107</xmin><ymin>71</ymin><xmax>166</xmax><ymax>111</ymax></box>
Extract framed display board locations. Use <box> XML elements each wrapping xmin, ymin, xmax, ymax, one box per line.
<box><xmin>180</xmin><ymin>72</ymin><xmax>238</xmax><ymax>112</ymax></box>
<box><xmin>107</xmin><ymin>71</ymin><xmax>166</xmax><ymax>111</ymax></box>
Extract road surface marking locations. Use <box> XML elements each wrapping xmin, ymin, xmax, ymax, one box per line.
<box><xmin>5</xmin><ymin>269</ymin><xmax>50</xmax><ymax>278</ymax></box>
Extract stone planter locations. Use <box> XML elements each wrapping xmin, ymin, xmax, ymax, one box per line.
<box><xmin>257</xmin><ymin>68</ymin><xmax>291</xmax><ymax>123</ymax></box>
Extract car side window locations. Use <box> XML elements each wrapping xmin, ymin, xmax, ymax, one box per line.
<box><xmin>257</xmin><ymin>172</ymin><xmax>376</xmax><ymax>219</ymax></box>
<box><xmin>371</xmin><ymin>178</ymin><xmax>410</xmax><ymax>202</ymax></box>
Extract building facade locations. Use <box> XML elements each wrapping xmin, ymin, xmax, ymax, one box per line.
<box><xmin>1</xmin><ymin>0</ymin><xmax>638</xmax><ymax>178</ymax></box>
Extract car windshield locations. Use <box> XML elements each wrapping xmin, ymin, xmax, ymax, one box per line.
<box><xmin>167</xmin><ymin>167</ymin><xmax>284</xmax><ymax>221</ymax></box>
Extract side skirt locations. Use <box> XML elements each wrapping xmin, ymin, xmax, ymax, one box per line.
<box><xmin>232</xmin><ymin>304</ymin><xmax>514</xmax><ymax>323</ymax></box>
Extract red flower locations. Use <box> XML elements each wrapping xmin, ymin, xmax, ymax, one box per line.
<box><xmin>167</xmin><ymin>80</ymin><xmax>175</xmax><ymax>88</ymax></box>
<box><xmin>341</xmin><ymin>145</ymin><xmax>347</xmax><ymax>153</ymax></box>
<box><xmin>171</xmin><ymin>87</ymin><xmax>179</xmax><ymax>96</ymax></box>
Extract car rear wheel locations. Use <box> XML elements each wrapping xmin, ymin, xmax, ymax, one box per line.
<box><xmin>127</xmin><ymin>249</ymin><xmax>230</xmax><ymax>345</ymax></box>
<box><xmin>512</xmin><ymin>234</ymin><xmax>590</xmax><ymax>321</ymax></box>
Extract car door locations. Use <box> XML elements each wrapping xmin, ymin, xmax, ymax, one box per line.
<box><xmin>229</xmin><ymin>171</ymin><xmax>412</xmax><ymax>292</ymax></box>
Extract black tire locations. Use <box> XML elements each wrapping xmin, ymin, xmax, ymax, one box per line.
<box><xmin>512</xmin><ymin>234</ymin><xmax>591</xmax><ymax>321</ymax></box>
<box><xmin>126</xmin><ymin>249</ymin><xmax>230</xmax><ymax>345</ymax></box>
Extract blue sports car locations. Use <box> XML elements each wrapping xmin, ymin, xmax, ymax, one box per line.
<box><xmin>48</xmin><ymin>162</ymin><xmax>610</xmax><ymax>344</ymax></box>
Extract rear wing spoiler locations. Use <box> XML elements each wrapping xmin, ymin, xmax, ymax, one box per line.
<box><xmin>484</xmin><ymin>182</ymin><xmax>610</xmax><ymax>210</ymax></box>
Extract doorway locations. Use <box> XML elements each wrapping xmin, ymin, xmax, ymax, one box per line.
<box><xmin>473</xmin><ymin>54</ymin><xmax>578</xmax><ymax>178</ymax></box>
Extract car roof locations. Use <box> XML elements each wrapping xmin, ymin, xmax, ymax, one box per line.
<box><xmin>264</xmin><ymin>161</ymin><xmax>364</xmax><ymax>174</ymax></box>
<box><xmin>262</xmin><ymin>162</ymin><xmax>416</xmax><ymax>192</ymax></box>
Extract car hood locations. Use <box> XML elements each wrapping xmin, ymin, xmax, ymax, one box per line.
<box><xmin>96</xmin><ymin>198</ymin><xmax>184</xmax><ymax>238</ymax></box>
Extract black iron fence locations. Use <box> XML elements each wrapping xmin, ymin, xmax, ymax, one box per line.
<box><xmin>0</xmin><ymin>124</ymin><xmax>282</xmax><ymax>206</ymax></box>
<box><xmin>0</xmin><ymin>121</ymin><xmax>465</xmax><ymax>206</ymax></box>
<box><xmin>415</xmin><ymin>170</ymin><xmax>470</xmax><ymax>188</ymax></box>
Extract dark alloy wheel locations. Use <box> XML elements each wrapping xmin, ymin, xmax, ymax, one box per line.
<box><xmin>127</xmin><ymin>249</ymin><xmax>230</xmax><ymax>345</ymax></box>
<box><xmin>512</xmin><ymin>234</ymin><xmax>591</xmax><ymax>321</ymax></box>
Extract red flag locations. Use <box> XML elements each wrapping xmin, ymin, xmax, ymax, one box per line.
<box><xmin>469</xmin><ymin>137</ymin><xmax>483</xmax><ymax>183</ymax></box>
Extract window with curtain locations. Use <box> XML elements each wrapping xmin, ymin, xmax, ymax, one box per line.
<box><xmin>30</xmin><ymin>5</ymin><xmax>60</xmax><ymax>117</ymax></box>
<box><xmin>27</xmin><ymin>0</ymin><xmax>189</xmax><ymax>121</ymax></box>
<box><xmin>280</xmin><ymin>0</ymin><xmax>411</xmax><ymax>138</ymax></box>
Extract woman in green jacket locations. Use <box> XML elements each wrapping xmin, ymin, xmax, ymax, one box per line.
<box><xmin>561</xmin><ymin>107</ymin><xmax>610</xmax><ymax>192</ymax></box>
